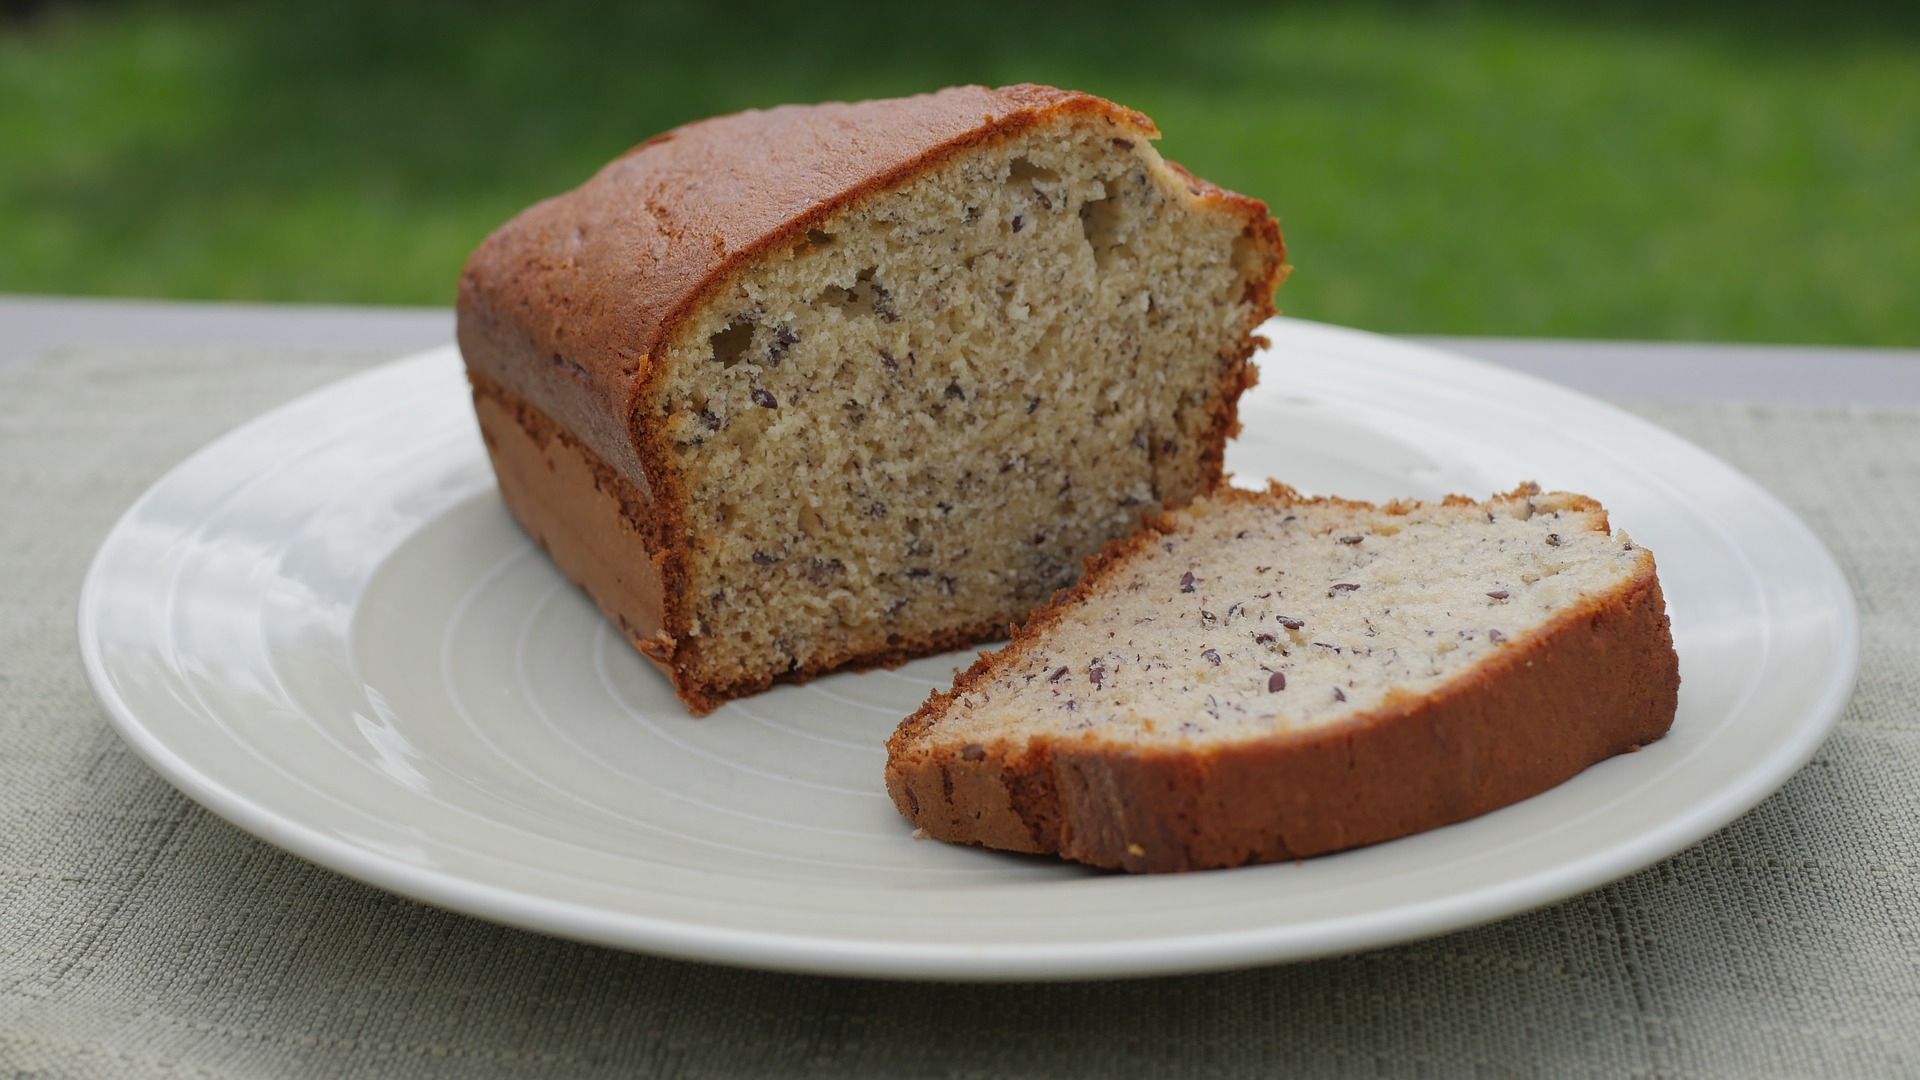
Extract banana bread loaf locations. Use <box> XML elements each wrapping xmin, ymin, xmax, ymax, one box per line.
<box><xmin>886</xmin><ymin>483</ymin><xmax>1680</xmax><ymax>872</ymax></box>
<box><xmin>458</xmin><ymin>84</ymin><xmax>1286</xmax><ymax>714</ymax></box>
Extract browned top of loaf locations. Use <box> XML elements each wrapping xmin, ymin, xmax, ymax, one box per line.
<box><xmin>455</xmin><ymin>84</ymin><xmax>1276</xmax><ymax>456</ymax></box>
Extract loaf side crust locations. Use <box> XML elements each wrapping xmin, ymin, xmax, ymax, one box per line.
<box><xmin>884</xmin><ymin>485</ymin><xmax>1681</xmax><ymax>871</ymax></box>
<box><xmin>473</xmin><ymin>372</ymin><xmax>1014</xmax><ymax>713</ymax></box>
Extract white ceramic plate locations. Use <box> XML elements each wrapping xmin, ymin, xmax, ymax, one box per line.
<box><xmin>80</xmin><ymin>319</ymin><xmax>1857</xmax><ymax>980</ymax></box>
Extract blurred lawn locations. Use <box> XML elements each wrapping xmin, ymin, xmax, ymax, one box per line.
<box><xmin>2</xmin><ymin>0</ymin><xmax>1916</xmax><ymax>344</ymax></box>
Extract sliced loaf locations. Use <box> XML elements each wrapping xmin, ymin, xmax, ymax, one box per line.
<box><xmin>458</xmin><ymin>84</ymin><xmax>1286</xmax><ymax>714</ymax></box>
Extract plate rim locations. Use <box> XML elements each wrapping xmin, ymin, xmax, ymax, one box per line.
<box><xmin>78</xmin><ymin>319</ymin><xmax>1861</xmax><ymax>980</ymax></box>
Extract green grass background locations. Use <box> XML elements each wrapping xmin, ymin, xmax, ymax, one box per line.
<box><xmin>3</xmin><ymin>0</ymin><xmax>1916</xmax><ymax>344</ymax></box>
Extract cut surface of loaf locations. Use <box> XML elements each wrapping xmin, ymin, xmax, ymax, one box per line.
<box><xmin>458</xmin><ymin>84</ymin><xmax>1286</xmax><ymax>714</ymax></box>
<box><xmin>886</xmin><ymin>483</ymin><xmax>1680</xmax><ymax>872</ymax></box>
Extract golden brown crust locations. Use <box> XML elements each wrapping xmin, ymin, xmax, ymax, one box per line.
<box><xmin>457</xmin><ymin>84</ymin><xmax>1285</xmax><ymax>713</ymax></box>
<box><xmin>884</xmin><ymin>484</ymin><xmax>1680</xmax><ymax>872</ymax></box>
<box><xmin>457</xmin><ymin>84</ymin><xmax>1210</xmax><ymax>484</ymax></box>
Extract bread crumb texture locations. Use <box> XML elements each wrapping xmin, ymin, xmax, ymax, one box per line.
<box><xmin>929</xmin><ymin>488</ymin><xmax>1627</xmax><ymax>742</ymax></box>
<box><xmin>652</xmin><ymin>117</ymin><xmax>1274</xmax><ymax>693</ymax></box>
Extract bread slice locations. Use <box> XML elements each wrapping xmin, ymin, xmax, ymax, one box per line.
<box><xmin>886</xmin><ymin>483</ymin><xmax>1679</xmax><ymax>872</ymax></box>
<box><xmin>457</xmin><ymin>85</ymin><xmax>1286</xmax><ymax>714</ymax></box>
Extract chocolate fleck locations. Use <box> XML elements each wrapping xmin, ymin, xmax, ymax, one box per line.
<box><xmin>1268</xmin><ymin>671</ymin><xmax>1286</xmax><ymax>693</ymax></box>
<box><xmin>868</xmin><ymin>281</ymin><xmax>899</xmax><ymax>322</ymax></box>
<box><xmin>1487</xmin><ymin>590</ymin><xmax>1510</xmax><ymax>600</ymax></box>
<box><xmin>750</xmin><ymin>551</ymin><xmax>780</xmax><ymax>566</ymax></box>
<box><xmin>769</xmin><ymin>325</ymin><xmax>799</xmax><ymax>361</ymax></box>
<box><xmin>1011</xmin><ymin>215</ymin><xmax>1024</xmax><ymax>233</ymax></box>
<box><xmin>960</xmin><ymin>743</ymin><xmax>986</xmax><ymax>761</ymax></box>
<box><xmin>1254</xmin><ymin>633</ymin><xmax>1277</xmax><ymax>647</ymax></box>
<box><xmin>1089</xmin><ymin>665</ymin><xmax>1105</xmax><ymax>687</ymax></box>
<box><xmin>1277</xmin><ymin>616</ymin><xmax>1305</xmax><ymax>630</ymax></box>
<box><xmin>1180</xmin><ymin>571</ymin><xmax>1196</xmax><ymax>593</ymax></box>
<box><xmin>751</xmin><ymin>387</ymin><xmax>777</xmax><ymax>409</ymax></box>
<box><xmin>1027</xmin><ymin>397</ymin><xmax>1041</xmax><ymax>414</ymax></box>
<box><xmin>1201</xmin><ymin>610</ymin><xmax>1217</xmax><ymax>624</ymax></box>
<box><xmin>699</xmin><ymin>407</ymin><xmax>723</xmax><ymax>431</ymax></box>
<box><xmin>1202</xmin><ymin>648</ymin><xmax>1222</xmax><ymax>666</ymax></box>
<box><xmin>878</xmin><ymin>349</ymin><xmax>898</xmax><ymax>370</ymax></box>
<box><xmin>944</xmin><ymin>381</ymin><xmax>966</xmax><ymax>401</ymax></box>
<box><xmin>1048</xmin><ymin>666</ymin><xmax>1069</xmax><ymax>683</ymax></box>
<box><xmin>1339</xmin><ymin>535</ymin><xmax>1364</xmax><ymax>545</ymax></box>
<box><xmin>1546</xmin><ymin>533</ymin><xmax>1562</xmax><ymax>547</ymax></box>
<box><xmin>804</xmin><ymin>558</ymin><xmax>845</xmax><ymax>587</ymax></box>
<box><xmin>1112</xmin><ymin>138</ymin><xmax>1135</xmax><ymax>150</ymax></box>
<box><xmin>1329</xmin><ymin>583</ymin><xmax>1360</xmax><ymax>595</ymax></box>
<box><xmin>1333</xmin><ymin>687</ymin><xmax>1347</xmax><ymax>702</ymax></box>
<box><xmin>1489</xmin><ymin>629</ymin><xmax>1508</xmax><ymax>643</ymax></box>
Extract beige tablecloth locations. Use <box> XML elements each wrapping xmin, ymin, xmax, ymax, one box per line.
<box><xmin>3</xmin><ymin>347</ymin><xmax>1915</xmax><ymax>1078</ymax></box>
